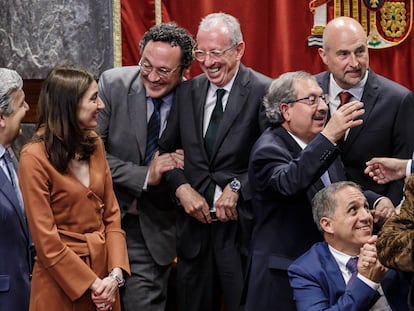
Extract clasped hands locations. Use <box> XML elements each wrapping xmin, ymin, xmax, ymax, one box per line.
<box><xmin>148</xmin><ymin>149</ymin><xmax>184</xmax><ymax>186</ymax></box>
<box><xmin>357</xmin><ymin>236</ymin><xmax>387</xmax><ymax>284</ymax></box>
<box><xmin>176</xmin><ymin>183</ymin><xmax>238</xmax><ymax>223</ymax></box>
<box><xmin>91</xmin><ymin>268</ymin><xmax>122</xmax><ymax>311</ymax></box>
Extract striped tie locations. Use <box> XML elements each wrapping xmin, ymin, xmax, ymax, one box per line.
<box><xmin>144</xmin><ymin>98</ymin><xmax>163</xmax><ymax>165</ymax></box>
<box><xmin>3</xmin><ymin>149</ymin><xmax>25</xmax><ymax>213</ymax></box>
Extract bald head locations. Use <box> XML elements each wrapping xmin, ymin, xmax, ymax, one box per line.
<box><xmin>322</xmin><ymin>17</ymin><xmax>367</xmax><ymax>51</ymax></box>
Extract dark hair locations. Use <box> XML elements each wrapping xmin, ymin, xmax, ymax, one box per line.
<box><xmin>139</xmin><ymin>22</ymin><xmax>195</xmax><ymax>69</ymax></box>
<box><xmin>35</xmin><ymin>64</ymin><xmax>97</xmax><ymax>173</ymax></box>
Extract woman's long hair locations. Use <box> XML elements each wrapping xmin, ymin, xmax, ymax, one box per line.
<box><xmin>35</xmin><ymin>65</ymin><xmax>98</xmax><ymax>173</ymax></box>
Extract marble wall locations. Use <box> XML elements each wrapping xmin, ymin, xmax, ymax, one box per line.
<box><xmin>0</xmin><ymin>0</ymin><xmax>114</xmax><ymax>79</ymax></box>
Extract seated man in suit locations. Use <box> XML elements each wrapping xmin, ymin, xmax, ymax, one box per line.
<box><xmin>365</xmin><ymin>157</ymin><xmax>414</xmax><ymax>185</ymax></box>
<box><xmin>288</xmin><ymin>181</ymin><xmax>409</xmax><ymax>311</ymax></box>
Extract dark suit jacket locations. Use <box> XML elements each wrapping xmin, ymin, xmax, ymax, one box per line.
<box><xmin>288</xmin><ymin>241</ymin><xmax>409</xmax><ymax>311</ymax></box>
<box><xmin>97</xmin><ymin>66</ymin><xmax>176</xmax><ymax>266</ymax></box>
<box><xmin>316</xmin><ymin>69</ymin><xmax>414</xmax><ymax>205</ymax></box>
<box><xmin>158</xmin><ymin>64</ymin><xmax>272</xmax><ymax>259</ymax></box>
<box><xmin>244</xmin><ymin>126</ymin><xmax>346</xmax><ymax>310</ymax></box>
<box><xmin>0</xmin><ymin>163</ymin><xmax>33</xmax><ymax>310</ymax></box>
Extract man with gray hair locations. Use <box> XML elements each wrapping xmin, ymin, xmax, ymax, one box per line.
<box><xmin>288</xmin><ymin>181</ymin><xmax>409</xmax><ymax>310</ymax></box>
<box><xmin>244</xmin><ymin>71</ymin><xmax>380</xmax><ymax>310</ymax></box>
<box><xmin>159</xmin><ymin>12</ymin><xmax>271</xmax><ymax>311</ymax></box>
<box><xmin>0</xmin><ymin>68</ymin><xmax>33</xmax><ymax>310</ymax></box>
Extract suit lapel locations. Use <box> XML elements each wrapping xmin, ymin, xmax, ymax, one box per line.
<box><xmin>344</xmin><ymin>71</ymin><xmax>379</xmax><ymax>151</ymax></box>
<box><xmin>127</xmin><ymin>73</ymin><xmax>148</xmax><ymax>161</ymax></box>
<box><xmin>0</xmin><ymin>170</ymin><xmax>29</xmax><ymax>239</ymax></box>
<box><xmin>194</xmin><ymin>77</ymin><xmax>214</xmax><ymax>161</ymax></box>
<box><xmin>211</xmin><ymin>65</ymin><xmax>249</xmax><ymax>159</ymax></box>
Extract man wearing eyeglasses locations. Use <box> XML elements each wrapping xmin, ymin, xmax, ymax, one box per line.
<box><xmin>158</xmin><ymin>12</ymin><xmax>272</xmax><ymax>311</ymax></box>
<box><xmin>316</xmin><ymin>16</ymin><xmax>414</xmax><ymax>208</ymax></box>
<box><xmin>96</xmin><ymin>23</ymin><xmax>195</xmax><ymax>311</ymax></box>
<box><xmin>244</xmin><ymin>71</ymin><xmax>387</xmax><ymax>310</ymax></box>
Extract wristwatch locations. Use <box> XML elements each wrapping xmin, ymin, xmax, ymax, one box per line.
<box><xmin>109</xmin><ymin>271</ymin><xmax>125</xmax><ymax>287</ymax></box>
<box><xmin>230</xmin><ymin>178</ymin><xmax>241</xmax><ymax>193</ymax></box>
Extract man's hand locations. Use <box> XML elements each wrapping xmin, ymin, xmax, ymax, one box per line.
<box><xmin>371</xmin><ymin>197</ymin><xmax>395</xmax><ymax>227</ymax></box>
<box><xmin>147</xmin><ymin>151</ymin><xmax>177</xmax><ymax>186</ymax></box>
<box><xmin>358</xmin><ymin>236</ymin><xmax>387</xmax><ymax>283</ymax></box>
<box><xmin>176</xmin><ymin>183</ymin><xmax>211</xmax><ymax>223</ymax></box>
<box><xmin>322</xmin><ymin>101</ymin><xmax>364</xmax><ymax>143</ymax></box>
<box><xmin>171</xmin><ymin>149</ymin><xmax>184</xmax><ymax>169</ymax></box>
<box><xmin>365</xmin><ymin>157</ymin><xmax>409</xmax><ymax>184</ymax></box>
<box><xmin>215</xmin><ymin>184</ymin><xmax>238</xmax><ymax>222</ymax></box>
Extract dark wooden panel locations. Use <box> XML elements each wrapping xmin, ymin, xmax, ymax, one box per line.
<box><xmin>23</xmin><ymin>79</ymin><xmax>43</xmax><ymax>123</ymax></box>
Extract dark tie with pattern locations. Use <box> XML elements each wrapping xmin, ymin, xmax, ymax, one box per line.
<box><xmin>338</xmin><ymin>91</ymin><xmax>353</xmax><ymax>147</ymax></box>
<box><xmin>204</xmin><ymin>89</ymin><xmax>226</xmax><ymax>210</ymax></box>
<box><xmin>3</xmin><ymin>149</ymin><xmax>24</xmax><ymax>213</ymax></box>
<box><xmin>339</xmin><ymin>91</ymin><xmax>352</xmax><ymax>108</ymax></box>
<box><xmin>144</xmin><ymin>98</ymin><xmax>163</xmax><ymax>165</ymax></box>
<box><xmin>346</xmin><ymin>256</ymin><xmax>358</xmax><ymax>287</ymax></box>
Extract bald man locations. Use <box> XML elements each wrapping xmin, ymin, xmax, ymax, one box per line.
<box><xmin>316</xmin><ymin>16</ymin><xmax>414</xmax><ymax>208</ymax></box>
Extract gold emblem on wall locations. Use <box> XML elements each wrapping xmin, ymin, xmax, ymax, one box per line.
<box><xmin>308</xmin><ymin>0</ymin><xmax>413</xmax><ymax>48</ymax></box>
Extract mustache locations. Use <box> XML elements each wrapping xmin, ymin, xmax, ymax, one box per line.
<box><xmin>313</xmin><ymin>110</ymin><xmax>328</xmax><ymax>120</ymax></box>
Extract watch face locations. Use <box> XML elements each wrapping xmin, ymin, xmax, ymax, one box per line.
<box><xmin>231</xmin><ymin>179</ymin><xmax>241</xmax><ymax>191</ymax></box>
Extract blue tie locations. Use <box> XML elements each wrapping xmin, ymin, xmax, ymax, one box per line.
<box><xmin>3</xmin><ymin>149</ymin><xmax>24</xmax><ymax>213</ymax></box>
<box><xmin>144</xmin><ymin>98</ymin><xmax>163</xmax><ymax>165</ymax></box>
<box><xmin>346</xmin><ymin>257</ymin><xmax>358</xmax><ymax>287</ymax></box>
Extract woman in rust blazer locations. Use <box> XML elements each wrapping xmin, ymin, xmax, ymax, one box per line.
<box><xmin>18</xmin><ymin>65</ymin><xmax>130</xmax><ymax>311</ymax></box>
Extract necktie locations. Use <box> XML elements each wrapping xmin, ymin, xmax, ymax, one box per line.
<box><xmin>144</xmin><ymin>98</ymin><xmax>163</xmax><ymax>165</ymax></box>
<box><xmin>339</xmin><ymin>91</ymin><xmax>352</xmax><ymax>107</ymax></box>
<box><xmin>204</xmin><ymin>89</ymin><xmax>226</xmax><ymax>212</ymax></box>
<box><xmin>3</xmin><ymin>149</ymin><xmax>24</xmax><ymax>213</ymax></box>
<box><xmin>204</xmin><ymin>89</ymin><xmax>226</xmax><ymax>158</ymax></box>
<box><xmin>338</xmin><ymin>92</ymin><xmax>352</xmax><ymax>147</ymax></box>
<box><xmin>346</xmin><ymin>256</ymin><xmax>358</xmax><ymax>287</ymax></box>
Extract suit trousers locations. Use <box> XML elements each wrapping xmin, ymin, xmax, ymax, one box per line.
<box><xmin>176</xmin><ymin>220</ymin><xmax>245</xmax><ymax>311</ymax></box>
<box><xmin>121</xmin><ymin>213</ymin><xmax>171</xmax><ymax>311</ymax></box>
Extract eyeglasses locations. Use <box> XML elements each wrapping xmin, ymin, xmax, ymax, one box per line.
<box><xmin>139</xmin><ymin>59</ymin><xmax>181</xmax><ymax>79</ymax></box>
<box><xmin>193</xmin><ymin>44</ymin><xmax>237</xmax><ymax>62</ymax></box>
<box><xmin>287</xmin><ymin>94</ymin><xmax>328</xmax><ymax>106</ymax></box>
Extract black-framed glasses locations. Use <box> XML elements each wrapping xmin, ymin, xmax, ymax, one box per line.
<box><xmin>139</xmin><ymin>59</ymin><xmax>181</xmax><ymax>79</ymax></box>
<box><xmin>193</xmin><ymin>44</ymin><xmax>238</xmax><ymax>62</ymax></box>
<box><xmin>287</xmin><ymin>94</ymin><xmax>328</xmax><ymax>106</ymax></box>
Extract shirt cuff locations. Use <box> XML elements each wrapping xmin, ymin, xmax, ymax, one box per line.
<box><xmin>357</xmin><ymin>274</ymin><xmax>380</xmax><ymax>290</ymax></box>
<box><xmin>143</xmin><ymin>170</ymin><xmax>149</xmax><ymax>191</ymax></box>
<box><xmin>406</xmin><ymin>159</ymin><xmax>412</xmax><ymax>177</ymax></box>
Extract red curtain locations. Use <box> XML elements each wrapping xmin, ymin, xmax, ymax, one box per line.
<box><xmin>121</xmin><ymin>0</ymin><xmax>414</xmax><ymax>90</ymax></box>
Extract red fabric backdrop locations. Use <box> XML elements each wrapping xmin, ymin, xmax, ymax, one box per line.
<box><xmin>121</xmin><ymin>0</ymin><xmax>414</xmax><ymax>90</ymax></box>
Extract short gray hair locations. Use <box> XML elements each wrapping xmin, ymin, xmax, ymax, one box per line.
<box><xmin>312</xmin><ymin>181</ymin><xmax>361</xmax><ymax>233</ymax></box>
<box><xmin>0</xmin><ymin>68</ymin><xmax>23</xmax><ymax>116</ymax></box>
<box><xmin>264</xmin><ymin>71</ymin><xmax>315</xmax><ymax>124</ymax></box>
<box><xmin>198</xmin><ymin>12</ymin><xmax>243</xmax><ymax>46</ymax></box>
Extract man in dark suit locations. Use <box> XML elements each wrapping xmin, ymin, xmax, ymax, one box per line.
<box><xmin>288</xmin><ymin>181</ymin><xmax>409</xmax><ymax>311</ymax></box>
<box><xmin>158</xmin><ymin>13</ymin><xmax>272</xmax><ymax>311</ymax></box>
<box><xmin>316</xmin><ymin>16</ymin><xmax>414</xmax><ymax>206</ymax></box>
<box><xmin>244</xmin><ymin>71</ymin><xmax>374</xmax><ymax>310</ymax></box>
<box><xmin>0</xmin><ymin>68</ymin><xmax>33</xmax><ymax>310</ymax></box>
<box><xmin>96</xmin><ymin>23</ymin><xmax>195</xmax><ymax>311</ymax></box>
